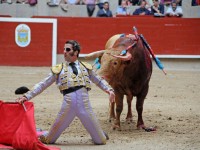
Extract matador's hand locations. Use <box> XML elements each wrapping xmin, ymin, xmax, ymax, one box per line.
<box><xmin>107</xmin><ymin>90</ymin><xmax>115</xmax><ymax>103</ymax></box>
<box><xmin>16</xmin><ymin>96</ymin><xmax>28</xmax><ymax>104</ymax></box>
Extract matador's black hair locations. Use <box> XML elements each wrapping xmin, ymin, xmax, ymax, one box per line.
<box><xmin>66</xmin><ymin>40</ymin><xmax>81</xmax><ymax>56</ymax></box>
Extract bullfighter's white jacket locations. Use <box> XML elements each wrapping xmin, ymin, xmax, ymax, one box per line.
<box><xmin>24</xmin><ymin>60</ymin><xmax>113</xmax><ymax>100</ymax></box>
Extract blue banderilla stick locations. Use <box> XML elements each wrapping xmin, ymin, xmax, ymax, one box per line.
<box><xmin>93</xmin><ymin>57</ymin><xmax>101</xmax><ymax>70</ymax></box>
<box><xmin>133</xmin><ymin>26</ymin><xmax>166</xmax><ymax>75</ymax></box>
<box><xmin>139</xmin><ymin>34</ymin><xmax>167</xmax><ymax>75</ymax></box>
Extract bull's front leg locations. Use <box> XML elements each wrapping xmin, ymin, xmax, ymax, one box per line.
<box><xmin>112</xmin><ymin>93</ymin><xmax>124</xmax><ymax>131</ymax></box>
<box><xmin>126</xmin><ymin>95</ymin><xmax>133</xmax><ymax>124</ymax></box>
<box><xmin>136</xmin><ymin>86</ymin><xmax>148</xmax><ymax>129</ymax></box>
<box><xmin>109</xmin><ymin>101</ymin><xmax>115</xmax><ymax>122</ymax></box>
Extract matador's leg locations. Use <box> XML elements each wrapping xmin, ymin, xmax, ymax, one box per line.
<box><xmin>76</xmin><ymin>88</ymin><xmax>107</xmax><ymax>145</ymax></box>
<box><xmin>40</xmin><ymin>94</ymin><xmax>76</xmax><ymax>144</ymax></box>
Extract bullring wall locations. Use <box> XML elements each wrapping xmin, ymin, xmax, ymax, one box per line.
<box><xmin>0</xmin><ymin>16</ymin><xmax>200</xmax><ymax>66</ymax></box>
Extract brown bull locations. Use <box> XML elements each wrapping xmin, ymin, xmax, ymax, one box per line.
<box><xmin>85</xmin><ymin>33</ymin><xmax>152</xmax><ymax>130</ymax></box>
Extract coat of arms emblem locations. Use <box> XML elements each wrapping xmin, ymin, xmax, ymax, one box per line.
<box><xmin>15</xmin><ymin>24</ymin><xmax>31</xmax><ymax>47</ymax></box>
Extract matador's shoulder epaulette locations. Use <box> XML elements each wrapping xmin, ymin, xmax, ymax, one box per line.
<box><xmin>80</xmin><ymin>61</ymin><xmax>93</xmax><ymax>70</ymax></box>
<box><xmin>51</xmin><ymin>63</ymin><xmax>63</xmax><ymax>75</ymax></box>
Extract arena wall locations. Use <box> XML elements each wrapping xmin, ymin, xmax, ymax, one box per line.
<box><xmin>50</xmin><ymin>16</ymin><xmax>200</xmax><ymax>55</ymax></box>
<box><xmin>0</xmin><ymin>18</ymin><xmax>57</xmax><ymax>66</ymax></box>
<box><xmin>0</xmin><ymin>16</ymin><xmax>200</xmax><ymax>66</ymax></box>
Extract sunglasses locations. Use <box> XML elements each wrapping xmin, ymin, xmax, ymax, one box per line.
<box><xmin>64</xmin><ymin>48</ymin><xmax>72</xmax><ymax>52</ymax></box>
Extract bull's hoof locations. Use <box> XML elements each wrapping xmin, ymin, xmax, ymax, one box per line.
<box><xmin>112</xmin><ymin>124</ymin><xmax>121</xmax><ymax>131</ymax></box>
<box><xmin>137</xmin><ymin>124</ymin><xmax>146</xmax><ymax>130</ymax></box>
<box><xmin>109</xmin><ymin>117</ymin><xmax>115</xmax><ymax>123</ymax></box>
<box><xmin>126</xmin><ymin>117</ymin><xmax>133</xmax><ymax>124</ymax></box>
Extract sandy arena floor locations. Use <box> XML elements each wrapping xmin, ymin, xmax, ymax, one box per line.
<box><xmin>0</xmin><ymin>66</ymin><xmax>200</xmax><ymax>150</ymax></box>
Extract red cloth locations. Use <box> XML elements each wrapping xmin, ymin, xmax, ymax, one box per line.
<box><xmin>0</xmin><ymin>100</ymin><xmax>60</xmax><ymax>150</ymax></box>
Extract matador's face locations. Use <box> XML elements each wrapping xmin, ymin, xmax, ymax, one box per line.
<box><xmin>63</xmin><ymin>43</ymin><xmax>78</xmax><ymax>62</ymax></box>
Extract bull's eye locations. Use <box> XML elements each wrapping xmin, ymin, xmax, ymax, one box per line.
<box><xmin>113</xmin><ymin>62</ymin><xmax>117</xmax><ymax>65</ymax></box>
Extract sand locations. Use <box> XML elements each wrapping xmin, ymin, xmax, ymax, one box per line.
<box><xmin>0</xmin><ymin>66</ymin><xmax>200</xmax><ymax>150</ymax></box>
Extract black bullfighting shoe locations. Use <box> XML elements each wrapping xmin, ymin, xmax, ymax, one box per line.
<box><xmin>103</xmin><ymin>131</ymin><xmax>109</xmax><ymax>140</ymax></box>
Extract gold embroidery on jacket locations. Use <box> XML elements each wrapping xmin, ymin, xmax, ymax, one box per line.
<box><xmin>58</xmin><ymin>62</ymin><xmax>91</xmax><ymax>91</ymax></box>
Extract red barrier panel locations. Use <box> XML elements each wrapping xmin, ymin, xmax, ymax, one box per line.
<box><xmin>53</xmin><ymin>16</ymin><xmax>200</xmax><ymax>55</ymax></box>
<box><xmin>0</xmin><ymin>21</ymin><xmax>53</xmax><ymax>66</ymax></box>
<box><xmin>1</xmin><ymin>16</ymin><xmax>200</xmax><ymax>66</ymax></box>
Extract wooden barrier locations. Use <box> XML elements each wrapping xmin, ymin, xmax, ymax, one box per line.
<box><xmin>0</xmin><ymin>18</ymin><xmax>56</xmax><ymax>66</ymax></box>
<box><xmin>0</xmin><ymin>16</ymin><xmax>200</xmax><ymax>66</ymax></box>
<box><xmin>54</xmin><ymin>16</ymin><xmax>200</xmax><ymax>55</ymax></box>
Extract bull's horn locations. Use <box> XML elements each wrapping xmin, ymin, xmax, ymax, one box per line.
<box><xmin>83</xmin><ymin>50</ymin><xmax>106</xmax><ymax>59</ymax></box>
<box><xmin>111</xmin><ymin>51</ymin><xmax>132</xmax><ymax>61</ymax></box>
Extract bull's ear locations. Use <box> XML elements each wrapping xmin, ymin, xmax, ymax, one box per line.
<box><xmin>111</xmin><ymin>51</ymin><xmax>132</xmax><ymax>61</ymax></box>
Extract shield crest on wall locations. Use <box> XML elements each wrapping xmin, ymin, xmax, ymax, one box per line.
<box><xmin>15</xmin><ymin>24</ymin><xmax>31</xmax><ymax>47</ymax></box>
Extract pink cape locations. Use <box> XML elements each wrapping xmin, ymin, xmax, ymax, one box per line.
<box><xmin>0</xmin><ymin>100</ymin><xmax>60</xmax><ymax>150</ymax></box>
